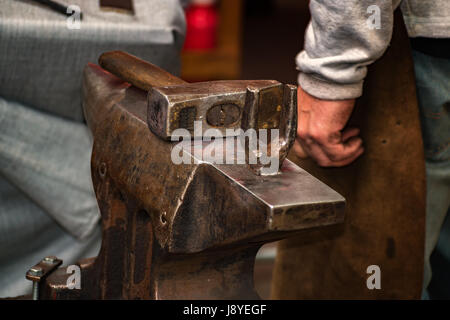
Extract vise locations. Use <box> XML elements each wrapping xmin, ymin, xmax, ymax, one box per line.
<box><xmin>29</xmin><ymin>52</ymin><xmax>345</xmax><ymax>299</ymax></box>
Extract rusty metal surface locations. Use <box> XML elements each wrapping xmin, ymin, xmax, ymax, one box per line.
<box><xmin>39</xmin><ymin>53</ymin><xmax>345</xmax><ymax>300</ymax></box>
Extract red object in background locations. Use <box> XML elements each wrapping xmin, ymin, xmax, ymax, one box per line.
<box><xmin>183</xmin><ymin>1</ymin><xmax>219</xmax><ymax>51</ymax></box>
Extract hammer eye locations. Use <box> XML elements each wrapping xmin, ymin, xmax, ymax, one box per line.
<box><xmin>206</xmin><ymin>103</ymin><xmax>241</xmax><ymax>127</ymax></box>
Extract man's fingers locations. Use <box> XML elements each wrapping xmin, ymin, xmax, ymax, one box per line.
<box><xmin>299</xmin><ymin>140</ymin><xmax>334</xmax><ymax>167</ymax></box>
<box><xmin>322</xmin><ymin>136</ymin><xmax>364</xmax><ymax>162</ymax></box>
<box><xmin>292</xmin><ymin>140</ymin><xmax>308</xmax><ymax>159</ymax></box>
<box><xmin>311</xmin><ymin>138</ymin><xmax>364</xmax><ymax>167</ymax></box>
<box><xmin>342</xmin><ymin>127</ymin><xmax>360</xmax><ymax>142</ymax></box>
<box><xmin>300</xmin><ymin>134</ymin><xmax>364</xmax><ymax>167</ymax></box>
<box><xmin>324</xmin><ymin>145</ymin><xmax>364</xmax><ymax>167</ymax></box>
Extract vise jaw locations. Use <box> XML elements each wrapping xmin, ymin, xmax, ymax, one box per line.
<box><xmin>36</xmin><ymin>52</ymin><xmax>345</xmax><ymax>300</ymax></box>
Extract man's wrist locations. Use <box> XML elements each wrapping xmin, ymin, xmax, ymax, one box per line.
<box><xmin>298</xmin><ymin>72</ymin><xmax>364</xmax><ymax>101</ymax></box>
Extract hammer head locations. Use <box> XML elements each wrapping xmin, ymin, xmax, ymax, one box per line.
<box><xmin>147</xmin><ymin>80</ymin><xmax>297</xmax><ymax>140</ymax></box>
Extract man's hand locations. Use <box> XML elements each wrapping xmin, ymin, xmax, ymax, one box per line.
<box><xmin>293</xmin><ymin>86</ymin><xmax>364</xmax><ymax>167</ymax></box>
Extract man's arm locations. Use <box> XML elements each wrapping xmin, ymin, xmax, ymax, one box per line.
<box><xmin>294</xmin><ymin>0</ymin><xmax>400</xmax><ymax>166</ymax></box>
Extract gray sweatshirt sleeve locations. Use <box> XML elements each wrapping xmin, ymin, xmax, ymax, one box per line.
<box><xmin>297</xmin><ymin>0</ymin><xmax>400</xmax><ymax>100</ymax></box>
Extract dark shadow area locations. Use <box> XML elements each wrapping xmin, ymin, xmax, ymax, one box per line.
<box><xmin>241</xmin><ymin>0</ymin><xmax>309</xmax><ymax>84</ymax></box>
<box><xmin>429</xmin><ymin>208</ymin><xmax>450</xmax><ymax>299</ymax></box>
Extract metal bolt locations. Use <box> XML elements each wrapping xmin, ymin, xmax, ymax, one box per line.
<box><xmin>32</xmin><ymin>282</ymin><xmax>39</xmax><ymax>300</ymax></box>
<box><xmin>43</xmin><ymin>256</ymin><xmax>58</xmax><ymax>264</ymax></box>
<box><xmin>27</xmin><ymin>266</ymin><xmax>43</xmax><ymax>300</ymax></box>
<box><xmin>29</xmin><ymin>266</ymin><xmax>43</xmax><ymax>276</ymax></box>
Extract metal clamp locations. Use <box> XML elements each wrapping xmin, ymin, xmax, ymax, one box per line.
<box><xmin>26</xmin><ymin>256</ymin><xmax>62</xmax><ymax>300</ymax></box>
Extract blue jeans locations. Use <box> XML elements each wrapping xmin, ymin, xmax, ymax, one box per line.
<box><xmin>412</xmin><ymin>49</ymin><xmax>450</xmax><ymax>299</ymax></box>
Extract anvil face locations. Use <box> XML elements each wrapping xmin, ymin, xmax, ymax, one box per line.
<box><xmin>174</xmin><ymin>138</ymin><xmax>346</xmax><ymax>237</ymax></box>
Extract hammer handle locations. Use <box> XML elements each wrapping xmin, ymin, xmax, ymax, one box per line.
<box><xmin>99</xmin><ymin>51</ymin><xmax>186</xmax><ymax>91</ymax></box>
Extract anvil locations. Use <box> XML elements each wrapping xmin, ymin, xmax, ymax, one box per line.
<box><xmin>33</xmin><ymin>52</ymin><xmax>345</xmax><ymax>300</ymax></box>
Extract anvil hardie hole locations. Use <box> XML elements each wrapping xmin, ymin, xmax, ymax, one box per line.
<box><xmin>99</xmin><ymin>162</ymin><xmax>107</xmax><ymax>178</ymax></box>
<box><xmin>160</xmin><ymin>211</ymin><xmax>167</xmax><ymax>225</ymax></box>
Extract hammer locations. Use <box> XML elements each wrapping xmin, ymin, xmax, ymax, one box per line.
<box><xmin>98</xmin><ymin>51</ymin><xmax>298</xmax><ymax>174</ymax></box>
<box><xmin>99</xmin><ymin>51</ymin><xmax>297</xmax><ymax>159</ymax></box>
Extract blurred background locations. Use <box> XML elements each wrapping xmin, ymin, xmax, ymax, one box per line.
<box><xmin>181</xmin><ymin>0</ymin><xmax>309</xmax><ymax>83</ymax></box>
